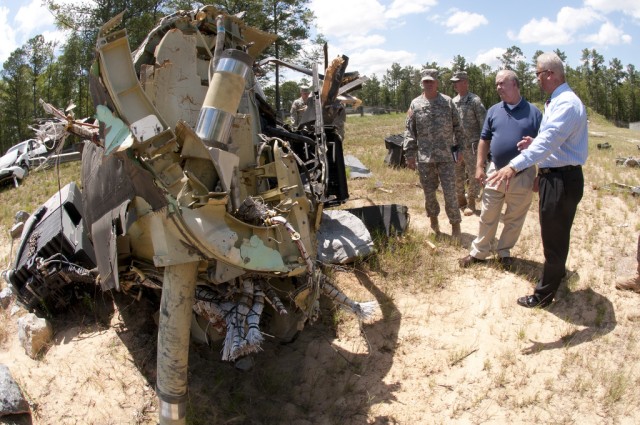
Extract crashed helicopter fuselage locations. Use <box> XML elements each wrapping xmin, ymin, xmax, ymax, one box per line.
<box><xmin>5</xmin><ymin>6</ymin><xmax>376</xmax><ymax>425</ymax></box>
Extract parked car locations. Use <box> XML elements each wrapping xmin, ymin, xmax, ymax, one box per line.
<box><xmin>0</xmin><ymin>139</ymin><xmax>48</xmax><ymax>187</ymax></box>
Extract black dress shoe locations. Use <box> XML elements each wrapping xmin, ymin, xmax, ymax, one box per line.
<box><xmin>517</xmin><ymin>294</ymin><xmax>552</xmax><ymax>309</ymax></box>
<box><xmin>459</xmin><ymin>255</ymin><xmax>486</xmax><ymax>268</ymax></box>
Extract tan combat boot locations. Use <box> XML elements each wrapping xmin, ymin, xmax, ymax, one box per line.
<box><xmin>430</xmin><ymin>216</ymin><xmax>440</xmax><ymax>234</ymax></box>
<box><xmin>463</xmin><ymin>199</ymin><xmax>476</xmax><ymax>216</ymax></box>
<box><xmin>615</xmin><ymin>275</ymin><xmax>640</xmax><ymax>293</ymax></box>
<box><xmin>451</xmin><ymin>223</ymin><xmax>461</xmax><ymax>240</ymax></box>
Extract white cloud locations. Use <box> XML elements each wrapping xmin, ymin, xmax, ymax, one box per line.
<box><xmin>443</xmin><ymin>10</ymin><xmax>488</xmax><ymax>34</ymax></box>
<box><xmin>1</xmin><ymin>1</ymin><xmax>69</xmax><ymax>67</ymax></box>
<box><xmin>15</xmin><ymin>0</ymin><xmax>56</xmax><ymax>35</ymax></box>
<box><xmin>556</xmin><ymin>6</ymin><xmax>601</xmax><ymax>32</ymax></box>
<box><xmin>0</xmin><ymin>6</ymin><xmax>18</xmax><ymax>66</ymax></box>
<box><xmin>303</xmin><ymin>32</ymin><xmax>387</xmax><ymax>65</ymax></box>
<box><xmin>310</xmin><ymin>0</ymin><xmax>387</xmax><ymax>38</ymax></box>
<box><xmin>509</xmin><ymin>17</ymin><xmax>573</xmax><ymax>45</ymax></box>
<box><xmin>510</xmin><ymin>7</ymin><xmax>602</xmax><ymax>45</ymax></box>
<box><xmin>474</xmin><ymin>47</ymin><xmax>506</xmax><ymax>68</ymax></box>
<box><xmin>386</xmin><ymin>0</ymin><xmax>437</xmax><ymax>19</ymax></box>
<box><xmin>310</xmin><ymin>0</ymin><xmax>437</xmax><ymax>40</ymax></box>
<box><xmin>584</xmin><ymin>0</ymin><xmax>640</xmax><ymax>19</ymax></box>
<box><xmin>340</xmin><ymin>34</ymin><xmax>387</xmax><ymax>51</ymax></box>
<box><xmin>41</xmin><ymin>29</ymin><xmax>69</xmax><ymax>49</ymax></box>
<box><xmin>583</xmin><ymin>21</ymin><xmax>633</xmax><ymax>45</ymax></box>
<box><xmin>347</xmin><ymin>48</ymin><xmax>416</xmax><ymax>77</ymax></box>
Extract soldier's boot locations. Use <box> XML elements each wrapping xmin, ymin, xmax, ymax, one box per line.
<box><xmin>615</xmin><ymin>274</ymin><xmax>640</xmax><ymax>293</ymax></box>
<box><xmin>457</xmin><ymin>194</ymin><xmax>467</xmax><ymax>209</ymax></box>
<box><xmin>463</xmin><ymin>199</ymin><xmax>476</xmax><ymax>216</ymax></box>
<box><xmin>451</xmin><ymin>223</ymin><xmax>462</xmax><ymax>241</ymax></box>
<box><xmin>429</xmin><ymin>217</ymin><xmax>440</xmax><ymax>234</ymax></box>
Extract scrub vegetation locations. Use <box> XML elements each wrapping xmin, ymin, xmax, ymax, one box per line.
<box><xmin>0</xmin><ymin>111</ymin><xmax>639</xmax><ymax>424</ymax></box>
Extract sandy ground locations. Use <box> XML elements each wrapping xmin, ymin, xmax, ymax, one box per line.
<box><xmin>1</xmin><ymin>153</ymin><xmax>640</xmax><ymax>425</ymax></box>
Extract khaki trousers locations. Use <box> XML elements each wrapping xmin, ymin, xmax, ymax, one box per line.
<box><xmin>470</xmin><ymin>162</ymin><xmax>535</xmax><ymax>259</ymax></box>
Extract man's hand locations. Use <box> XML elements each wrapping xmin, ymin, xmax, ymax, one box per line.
<box><xmin>406</xmin><ymin>156</ymin><xmax>417</xmax><ymax>170</ymax></box>
<box><xmin>486</xmin><ymin>165</ymin><xmax>517</xmax><ymax>191</ymax></box>
<box><xmin>475</xmin><ymin>165</ymin><xmax>487</xmax><ymax>185</ymax></box>
<box><xmin>517</xmin><ymin>136</ymin><xmax>534</xmax><ymax>151</ymax></box>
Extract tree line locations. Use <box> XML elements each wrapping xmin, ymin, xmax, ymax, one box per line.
<box><xmin>358</xmin><ymin>46</ymin><xmax>640</xmax><ymax>129</ymax></box>
<box><xmin>1</xmin><ymin>1</ymin><xmax>638</xmax><ymax>153</ymax></box>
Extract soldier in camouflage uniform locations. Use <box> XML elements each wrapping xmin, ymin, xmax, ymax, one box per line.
<box><xmin>325</xmin><ymin>99</ymin><xmax>346</xmax><ymax>140</ymax></box>
<box><xmin>404</xmin><ymin>69</ymin><xmax>465</xmax><ymax>239</ymax></box>
<box><xmin>451</xmin><ymin>71</ymin><xmax>486</xmax><ymax>216</ymax></box>
<box><xmin>290</xmin><ymin>86</ymin><xmax>310</xmax><ymax>128</ymax></box>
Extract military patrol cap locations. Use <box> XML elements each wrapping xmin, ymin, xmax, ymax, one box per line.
<box><xmin>421</xmin><ymin>69</ymin><xmax>438</xmax><ymax>82</ymax></box>
<box><xmin>300</xmin><ymin>86</ymin><xmax>311</xmax><ymax>93</ymax></box>
<box><xmin>450</xmin><ymin>71</ymin><xmax>468</xmax><ymax>82</ymax></box>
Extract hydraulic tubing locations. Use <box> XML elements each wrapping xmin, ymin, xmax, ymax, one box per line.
<box><xmin>156</xmin><ymin>261</ymin><xmax>199</xmax><ymax>425</ymax></box>
<box><xmin>211</xmin><ymin>15</ymin><xmax>225</xmax><ymax>70</ymax></box>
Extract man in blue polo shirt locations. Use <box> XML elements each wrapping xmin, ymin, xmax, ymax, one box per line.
<box><xmin>487</xmin><ymin>52</ymin><xmax>588</xmax><ymax>308</ymax></box>
<box><xmin>460</xmin><ymin>69</ymin><xmax>542</xmax><ymax>269</ymax></box>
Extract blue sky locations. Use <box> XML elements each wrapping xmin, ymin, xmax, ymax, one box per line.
<box><xmin>309</xmin><ymin>0</ymin><xmax>639</xmax><ymax>78</ymax></box>
<box><xmin>0</xmin><ymin>0</ymin><xmax>66</xmax><ymax>64</ymax></box>
<box><xmin>1</xmin><ymin>0</ymin><xmax>639</xmax><ymax>80</ymax></box>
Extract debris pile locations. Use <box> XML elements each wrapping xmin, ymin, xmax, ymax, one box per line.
<box><xmin>616</xmin><ymin>157</ymin><xmax>640</xmax><ymax>167</ymax></box>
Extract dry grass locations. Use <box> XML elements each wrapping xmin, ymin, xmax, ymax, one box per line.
<box><xmin>0</xmin><ymin>161</ymin><xmax>81</xmax><ymax>231</ymax></box>
<box><xmin>338</xmin><ymin>110</ymin><xmax>640</xmax><ymax>424</ymax></box>
<box><xmin>1</xmin><ymin>111</ymin><xmax>640</xmax><ymax>424</ymax></box>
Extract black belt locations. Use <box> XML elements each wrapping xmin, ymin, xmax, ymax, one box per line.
<box><xmin>538</xmin><ymin>165</ymin><xmax>581</xmax><ymax>175</ymax></box>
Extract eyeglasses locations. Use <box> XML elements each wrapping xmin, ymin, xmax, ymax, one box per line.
<box><xmin>535</xmin><ymin>69</ymin><xmax>552</xmax><ymax>77</ymax></box>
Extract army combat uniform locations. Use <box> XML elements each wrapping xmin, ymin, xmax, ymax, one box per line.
<box><xmin>404</xmin><ymin>93</ymin><xmax>465</xmax><ymax>225</ymax></box>
<box><xmin>453</xmin><ymin>91</ymin><xmax>486</xmax><ymax>208</ymax></box>
<box><xmin>290</xmin><ymin>97</ymin><xmax>308</xmax><ymax>128</ymax></box>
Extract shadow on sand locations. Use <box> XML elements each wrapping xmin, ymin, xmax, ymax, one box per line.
<box><xmin>447</xmin><ymin>247</ymin><xmax>617</xmax><ymax>356</ymax></box>
<box><xmin>521</xmin><ymin>285</ymin><xmax>617</xmax><ymax>354</ymax></box>
<box><xmin>95</xmin><ymin>266</ymin><xmax>403</xmax><ymax>424</ymax></box>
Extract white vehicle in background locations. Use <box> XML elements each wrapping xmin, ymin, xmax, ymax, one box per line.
<box><xmin>0</xmin><ymin>139</ymin><xmax>48</xmax><ymax>187</ymax></box>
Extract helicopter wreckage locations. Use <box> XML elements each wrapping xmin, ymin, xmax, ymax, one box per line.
<box><xmin>4</xmin><ymin>6</ymin><xmax>381</xmax><ymax>425</ymax></box>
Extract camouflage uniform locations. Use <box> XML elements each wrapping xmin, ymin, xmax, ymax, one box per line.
<box><xmin>452</xmin><ymin>92</ymin><xmax>486</xmax><ymax>205</ymax></box>
<box><xmin>324</xmin><ymin>100</ymin><xmax>346</xmax><ymax>140</ymax></box>
<box><xmin>290</xmin><ymin>97</ymin><xmax>308</xmax><ymax>128</ymax></box>
<box><xmin>404</xmin><ymin>93</ymin><xmax>465</xmax><ymax>224</ymax></box>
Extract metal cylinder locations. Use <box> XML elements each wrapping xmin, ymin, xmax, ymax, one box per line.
<box><xmin>195</xmin><ymin>49</ymin><xmax>253</xmax><ymax>145</ymax></box>
<box><xmin>195</xmin><ymin>108</ymin><xmax>235</xmax><ymax>145</ymax></box>
<box><xmin>156</xmin><ymin>261</ymin><xmax>199</xmax><ymax>425</ymax></box>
